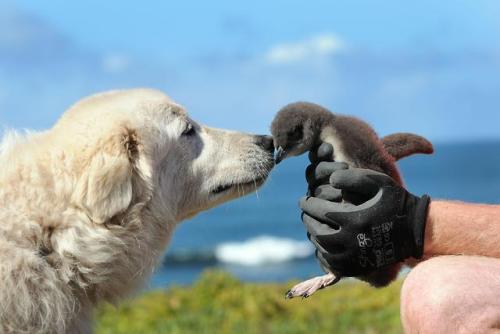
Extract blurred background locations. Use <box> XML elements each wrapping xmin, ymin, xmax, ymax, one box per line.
<box><xmin>2</xmin><ymin>0</ymin><xmax>500</xmax><ymax>290</ymax></box>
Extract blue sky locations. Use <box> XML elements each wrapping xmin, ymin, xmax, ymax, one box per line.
<box><xmin>1</xmin><ymin>0</ymin><xmax>500</xmax><ymax>141</ymax></box>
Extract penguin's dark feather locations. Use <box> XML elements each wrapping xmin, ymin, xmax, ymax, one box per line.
<box><xmin>382</xmin><ymin>133</ymin><xmax>434</xmax><ymax>161</ymax></box>
<box><xmin>322</xmin><ymin>115</ymin><xmax>402</xmax><ymax>185</ymax></box>
<box><xmin>271</xmin><ymin>102</ymin><xmax>335</xmax><ymax>154</ymax></box>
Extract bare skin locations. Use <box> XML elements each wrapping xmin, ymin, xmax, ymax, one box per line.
<box><xmin>402</xmin><ymin>200</ymin><xmax>500</xmax><ymax>334</ymax></box>
<box><xmin>424</xmin><ymin>200</ymin><xmax>500</xmax><ymax>258</ymax></box>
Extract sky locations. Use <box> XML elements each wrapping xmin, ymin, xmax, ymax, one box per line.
<box><xmin>1</xmin><ymin>0</ymin><xmax>500</xmax><ymax>142</ymax></box>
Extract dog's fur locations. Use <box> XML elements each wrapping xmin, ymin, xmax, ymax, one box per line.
<box><xmin>0</xmin><ymin>89</ymin><xmax>274</xmax><ymax>333</ymax></box>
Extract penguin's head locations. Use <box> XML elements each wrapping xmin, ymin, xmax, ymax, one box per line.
<box><xmin>271</xmin><ymin>103</ymin><xmax>320</xmax><ymax>164</ymax></box>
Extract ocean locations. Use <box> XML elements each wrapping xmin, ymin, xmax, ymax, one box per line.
<box><xmin>148</xmin><ymin>141</ymin><xmax>500</xmax><ymax>288</ymax></box>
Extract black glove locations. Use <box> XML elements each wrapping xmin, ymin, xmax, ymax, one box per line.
<box><xmin>301</xmin><ymin>163</ymin><xmax>430</xmax><ymax>277</ymax></box>
<box><xmin>305</xmin><ymin>142</ymin><xmax>347</xmax><ymax>198</ymax></box>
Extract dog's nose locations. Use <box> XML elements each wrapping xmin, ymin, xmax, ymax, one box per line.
<box><xmin>254</xmin><ymin>135</ymin><xmax>274</xmax><ymax>153</ymax></box>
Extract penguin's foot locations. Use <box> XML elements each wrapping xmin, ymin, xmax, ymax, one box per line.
<box><xmin>285</xmin><ymin>273</ymin><xmax>340</xmax><ymax>299</ymax></box>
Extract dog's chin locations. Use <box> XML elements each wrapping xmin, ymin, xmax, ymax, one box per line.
<box><xmin>211</xmin><ymin>176</ymin><xmax>267</xmax><ymax>200</ymax></box>
<box><xmin>177</xmin><ymin>177</ymin><xmax>268</xmax><ymax>221</ymax></box>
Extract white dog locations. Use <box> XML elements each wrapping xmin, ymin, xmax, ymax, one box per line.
<box><xmin>0</xmin><ymin>89</ymin><xmax>275</xmax><ymax>333</ymax></box>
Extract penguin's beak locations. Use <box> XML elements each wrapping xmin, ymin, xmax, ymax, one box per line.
<box><xmin>274</xmin><ymin>146</ymin><xmax>287</xmax><ymax>164</ymax></box>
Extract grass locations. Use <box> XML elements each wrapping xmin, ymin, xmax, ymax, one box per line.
<box><xmin>95</xmin><ymin>270</ymin><xmax>403</xmax><ymax>334</ymax></box>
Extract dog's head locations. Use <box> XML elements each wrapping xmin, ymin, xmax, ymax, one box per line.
<box><xmin>55</xmin><ymin>89</ymin><xmax>274</xmax><ymax>225</ymax></box>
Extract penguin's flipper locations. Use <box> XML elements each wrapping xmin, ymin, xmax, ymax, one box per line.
<box><xmin>382</xmin><ymin>133</ymin><xmax>434</xmax><ymax>161</ymax></box>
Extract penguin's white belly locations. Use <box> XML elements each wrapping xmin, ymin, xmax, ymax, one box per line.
<box><xmin>320</xmin><ymin>126</ymin><xmax>354</xmax><ymax>165</ymax></box>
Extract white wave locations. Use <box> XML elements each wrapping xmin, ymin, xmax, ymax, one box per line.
<box><xmin>215</xmin><ymin>235</ymin><xmax>314</xmax><ymax>266</ymax></box>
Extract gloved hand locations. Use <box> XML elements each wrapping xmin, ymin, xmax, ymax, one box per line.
<box><xmin>301</xmin><ymin>145</ymin><xmax>430</xmax><ymax>277</ymax></box>
<box><xmin>305</xmin><ymin>142</ymin><xmax>347</xmax><ymax>199</ymax></box>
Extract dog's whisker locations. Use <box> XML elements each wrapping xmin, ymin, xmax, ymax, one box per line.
<box><xmin>253</xmin><ymin>178</ymin><xmax>260</xmax><ymax>200</ymax></box>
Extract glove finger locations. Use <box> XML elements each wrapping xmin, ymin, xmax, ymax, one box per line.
<box><xmin>317</xmin><ymin>142</ymin><xmax>334</xmax><ymax>161</ymax></box>
<box><xmin>301</xmin><ymin>195</ymin><xmax>383</xmax><ymax>227</ymax></box>
<box><xmin>313</xmin><ymin>185</ymin><xmax>342</xmax><ymax>201</ymax></box>
<box><xmin>303</xmin><ymin>215</ymin><xmax>347</xmax><ymax>254</ymax></box>
<box><xmin>317</xmin><ymin>161</ymin><xmax>349</xmax><ymax>179</ymax></box>
<box><xmin>302</xmin><ymin>212</ymin><xmax>341</xmax><ymax>236</ymax></box>
<box><xmin>306</xmin><ymin>161</ymin><xmax>349</xmax><ymax>186</ymax></box>
<box><xmin>308</xmin><ymin>142</ymin><xmax>334</xmax><ymax>163</ymax></box>
<box><xmin>300</xmin><ymin>196</ymin><xmax>352</xmax><ymax>226</ymax></box>
<box><xmin>329</xmin><ymin>168</ymin><xmax>389</xmax><ymax>198</ymax></box>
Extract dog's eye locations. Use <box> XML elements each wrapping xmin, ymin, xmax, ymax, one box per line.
<box><xmin>182</xmin><ymin>124</ymin><xmax>195</xmax><ymax>136</ymax></box>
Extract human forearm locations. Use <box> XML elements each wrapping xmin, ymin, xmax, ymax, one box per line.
<box><xmin>424</xmin><ymin>200</ymin><xmax>500</xmax><ymax>258</ymax></box>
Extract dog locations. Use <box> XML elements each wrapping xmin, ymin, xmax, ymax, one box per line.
<box><xmin>0</xmin><ymin>89</ymin><xmax>275</xmax><ymax>333</ymax></box>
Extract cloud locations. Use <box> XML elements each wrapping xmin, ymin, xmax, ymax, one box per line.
<box><xmin>265</xmin><ymin>33</ymin><xmax>344</xmax><ymax>64</ymax></box>
<box><xmin>0</xmin><ymin>3</ymin><xmax>70</xmax><ymax>65</ymax></box>
<box><xmin>101</xmin><ymin>53</ymin><xmax>132</xmax><ymax>74</ymax></box>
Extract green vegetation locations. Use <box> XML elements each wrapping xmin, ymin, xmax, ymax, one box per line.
<box><xmin>95</xmin><ymin>270</ymin><xmax>403</xmax><ymax>334</ymax></box>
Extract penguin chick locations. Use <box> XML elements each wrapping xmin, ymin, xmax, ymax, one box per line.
<box><xmin>270</xmin><ymin>101</ymin><xmax>433</xmax><ymax>298</ymax></box>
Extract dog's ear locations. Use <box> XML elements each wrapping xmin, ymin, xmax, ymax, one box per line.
<box><xmin>73</xmin><ymin>127</ymin><xmax>139</xmax><ymax>224</ymax></box>
<box><xmin>381</xmin><ymin>133</ymin><xmax>434</xmax><ymax>161</ymax></box>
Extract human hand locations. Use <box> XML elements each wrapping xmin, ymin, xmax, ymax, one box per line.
<box><xmin>301</xmin><ymin>165</ymin><xmax>430</xmax><ymax>277</ymax></box>
<box><xmin>305</xmin><ymin>142</ymin><xmax>347</xmax><ymax>199</ymax></box>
